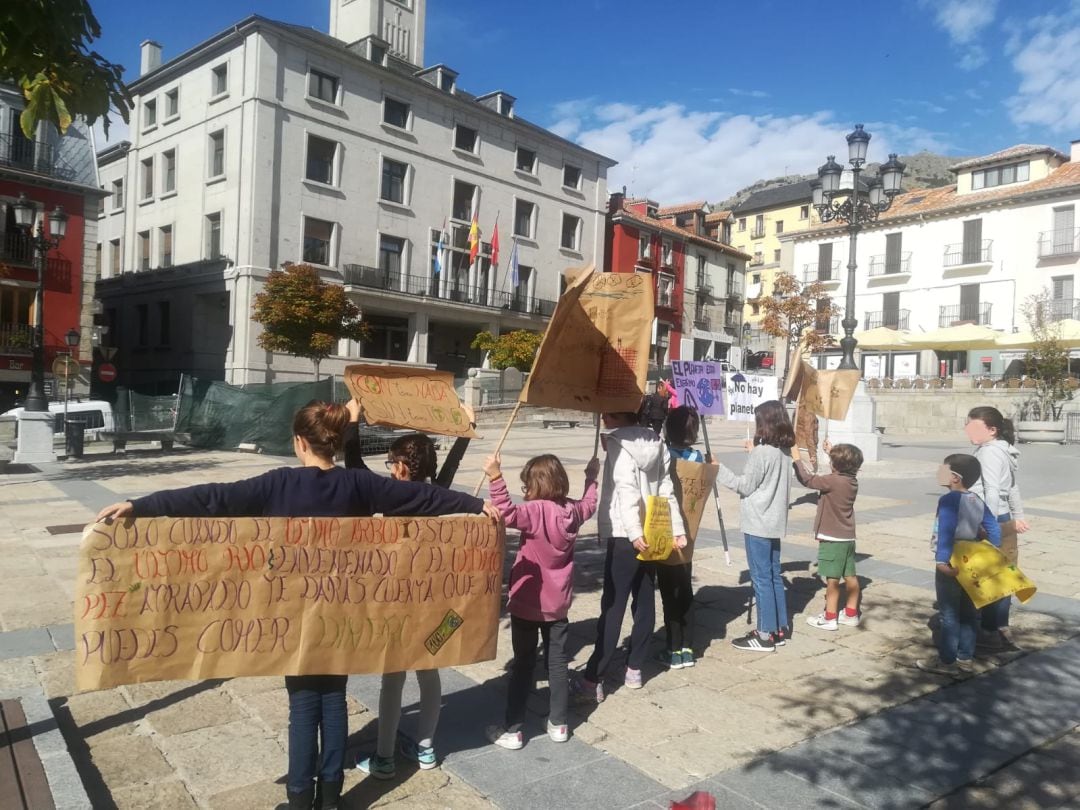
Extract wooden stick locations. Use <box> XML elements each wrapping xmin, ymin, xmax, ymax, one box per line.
<box><xmin>473</xmin><ymin>399</ymin><xmax>523</xmax><ymax>496</ymax></box>
<box><xmin>592</xmin><ymin>416</ymin><xmax>602</xmax><ymax>458</ymax></box>
<box><xmin>700</xmin><ymin>419</ymin><xmax>732</xmax><ymax>566</ymax></box>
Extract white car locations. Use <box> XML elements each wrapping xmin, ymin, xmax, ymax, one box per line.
<box><xmin>1</xmin><ymin>400</ymin><xmax>115</xmax><ymax>440</ymax></box>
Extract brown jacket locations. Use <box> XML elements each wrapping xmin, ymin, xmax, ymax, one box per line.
<box><xmin>793</xmin><ymin>462</ymin><xmax>858</xmax><ymax>541</ymax></box>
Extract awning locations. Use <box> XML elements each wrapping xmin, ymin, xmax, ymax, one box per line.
<box><xmin>903</xmin><ymin>323</ymin><xmax>1002</xmax><ymax>351</ymax></box>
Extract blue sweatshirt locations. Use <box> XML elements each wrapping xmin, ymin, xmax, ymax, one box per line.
<box><xmin>130</xmin><ymin>466</ymin><xmax>484</xmax><ymax>519</ymax></box>
<box><xmin>934</xmin><ymin>490</ymin><xmax>1001</xmax><ymax>565</ymax></box>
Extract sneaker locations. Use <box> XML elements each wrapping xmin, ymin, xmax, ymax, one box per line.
<box><xmin>775</xmin><ymin>626</ymin><xmax>790</xmax><ymax>646</ymax></box>
<box><xmin>354</xmin><ymin>753</ymin><xmax>395</xmax><ymax>780</ymax></box>
<box><xmin>915</xmin><ymin>658</ymin><xmax>960</xmax><ymax>677</ymax></box>
<box><xmin>837</xmin><ymin>611</ymin><xmax>861</xmax><ymax>627</ymax></box>
<box><xmin>680</xmin><ymin>648</ymin><xmax>695</xmax><ymax>668</ymax></box>
<box><xmin>658</xmin><ymin>650</ymin><xmax>684</xmax><ymax>670</ymax></box>
<box><xmin>486</xmin><ymin>724</ymin><xmax>524</xmax><ymax>750</ymax></box>
<box><xmin>399</xmin><ymin>735</ymin><xmax>437</xmax><ymax>770</ymax></box>
<box><xmin>546</xmin><ymin>720</ymin><xmax>569</xmax><ymax>743</ymax></box>
<box><xmin>956</xmin><ymin>659</ymin><xmax>975</xmax><ymax>675</ymax></box>
<box><xmin>731</xmin><ymin>631</ymin><xmax>776</xmax><ymax>653</ymax></box>
<box><xmin>571</xmin><ymin>675</ymin><xmax>604</xmax><ymax>704</ymax></box>
<box><xmin>806</xmin><ymin>613</ymin><xmax>839</xmax><ymax>631</ymax></box>
<box><xmin>624</xmin><ymin>667</ymin><xmax>644</xmax><ymax>689</ymax></box>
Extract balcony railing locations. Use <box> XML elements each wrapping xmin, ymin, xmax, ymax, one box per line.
<box><xmin>864</xmin><ymin>309</ymin><xmax>910</xmax><ymax>330</ymax></box>
<box><xmin>696</xmin><ymin>276</ymin><xmax>712</xmax><ymax>296</ymax></box>
<box><xmin>815</xmin><ymin>316</ymin><xmax>840</xmax><ymax>334</ymax></box>
<box><xmin>0</xmin><ymin>323</ymin><xmax>33</xmax><ymax>354</ymax></box>
<box><xmin>943</xmin><ymin>240</ymin><xmax>992</xmax><ymax>267</ymax></box>
<box><xmin>1049</xmin><ymin>298</ymin><xmax>1079</xmax><ymax>322</ymax></box>
<box><xmin>869</xmin><ymin>252</ymin><xmax>912</xmax><ymax>276</ymax></box>
<box><xmin>693</xmin><ymin>315</ymin><xmax>711</xmax><ymax>331</ymax></box>
<box><xmin>1</xmin><ymin>230</ymin><xmax>34</xmax><ymax>265</ymax></box>
<box><xmin>0</xmin><ymin>133</ymin><xmax>77</xmax><ymax>181</ymax></box>
<box><xmin>1037</xmin><ymin>228</ymin><xmax>1080</xmax><ymax>258</ymax></box>
<box><xmin>939</xmin><ymin>302</ymin><xmax>992</xmax><ymax>327</ymax></box>
<box><xmin>751</xmin><ymin>227</ymin><xmax>766</xmax><ymax>239</ymax></box>
<box><xmin>803</xmin><ymin>261</ymin><xmax>841</xmax><ymax>283</ymax></box>
<box><xmin>341</xmin><ymin>264</ymin><xmax>556</xmax><ymax>316</ymax></box>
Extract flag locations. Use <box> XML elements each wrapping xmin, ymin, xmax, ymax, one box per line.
<box><xmin>490</xmin><ymin>222</ymin><xmax>500</xmax><ymax>269</ymax></box>
<box><xmin>434</xmin><ymin>224</ymin><xmax>445</xmax><ymax>276</ymax></box>
<box><xmin>468</xmin><ymin>211</ymin><xmax>480</xmax><ymax>264</ymax></box>
<box><xmin>509</xmin><ymin>239</ymin><xmax>520</xmax><ymax>288</ymax></box>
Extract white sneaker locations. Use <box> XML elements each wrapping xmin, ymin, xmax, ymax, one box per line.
<box><xmin>486</xmin><ymin>724</ymin><xmax>524</xmax><ymax>750</ymax></box>
<box><xmin>547</xmin><ymin>720</ymin><xmax>569</xmax><ymax>742</ymax></box>
<box><xmin>915</xmin><ymin>658</ymin><xmax>960</xmax><ymax>677</ymax></box>
<box><xmin>837</xmin><ymin>612</ymin><xmax>861</xmax><ymax>627</ymax></box>
<box><xmin>805</xmin><ymin>613</ymin><xmax>839</xmax><ymax>631</ymax></box>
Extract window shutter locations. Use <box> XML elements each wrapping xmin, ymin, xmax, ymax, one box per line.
<box><xmin>962</xmin><ymin>219</ymin><xmax>982</xmax><ymax>263</ymax></box>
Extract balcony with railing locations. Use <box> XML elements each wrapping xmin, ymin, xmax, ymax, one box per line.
<box><xmin>0</xmin><ymin>133</ymin><xmax>78</xmax><ymax>181</ymax></box>
<box><xmin>943</xmin><ymin>240</ymin><xmax>992</xmax><ymax>268</ymax></box>
<box><xmin>939</xmin><ymin>302</ymin><xmax>992</xmax><ymax>327</ymax></box>
<box><xmin>802</xmin><ymin>261</ymin><xmax>841</xmax><ymax>286</ymax></box>
<box><xmin>0</xmin><ymin>323</ymin><xmax>33</xmax><ymax>354</ymax></box>
<box><xmin>0</xmin><ymin>230</ymin><xmax>73</xmax><ymax>290</ymax></box>
<box><xmin>868</xmin><ymin>252</ymin><xmax>912</xmax><ymax>277</ymax></box>
<box><xmin>726</xmin><ymin>277</ymin><xmax>744</xmax><ymax>301</ymax></box>
<box><xmin>864</xmin><ymin>309</ymin><xmax>910</xmax><ymax>330</ymax></box>
<box><xmin>815</xmin><ymin>316</ymin><xmax>840</xmax><ymax>334</ymax></box>
<box><xmin>1037</xmin><ymin>228</ymin><xmax>1080</xmax><ymax>259</ymax></box>
<box><xmin>693</xmin><ymin>313</ymin><xmax>711</xmax><ymax>331</ymax></box>
<box><xmin>341</xmin><ymin>264</ymin><xmax>556</xmax><ymax>316</ymax></box>
<box><xmin>751</xmin><ymin>226</ymin><xmax>766</xmax><ymax>239</ymax></box>
<box><xmin>1049</xmin><ymin>298</ymin><xmax>1079</xmax><ymax>321</ymax></box>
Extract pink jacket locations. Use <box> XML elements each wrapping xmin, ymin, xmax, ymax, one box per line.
<box><xmin>661</xmin><ymin>379</ymin><xmax>680</xmax><ymax>408</ymax></box>
<box><xmin>489</xmin><ymin>475</ymin><xmax>598</xmax><ymax>621</ymax></box>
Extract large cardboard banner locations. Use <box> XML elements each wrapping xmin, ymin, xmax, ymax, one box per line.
<box><xmin>343</xmin><ymin>364</ymin><xmax>477</xmax><ymax>438</ymax></box>
<box><xmin>951</xmin><ymin>540</ymin><xmax>1037</xmax><ymax>610</ymax></box>
<box><xmin>725</xmin><ymin>374</ymin><xmax>779</xmax><ymax>421</ymax></box>
<box><xmin>783</xmin><ymin>361</ymin><xmax>860</xmax><ymax>420</ymax></box>
<box><xmin>661</xmin><ymin>459</ymin><xmax>719</xmax><ymax>566</ymax></box>
<box><xmin>520</xmin><ymin>266</ymin><xmax>654</xmax><ymax>413</ymax></box>
<box><xmin>671</xmin><ymin>360</ymin><xmax>726</xmax><ymax>416</ymax></box>
<box><xmin>74</xmin><ymin>515</ymin><xmax>504</xmax><ymax>692</ymax></box>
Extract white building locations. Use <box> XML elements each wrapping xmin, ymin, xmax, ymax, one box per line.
<box><xmin>787</xmin><ymin>141</ymin><xmax>1080</xmax><ymax>378</ymax></box>
<box><xmin>96</xmin><ymin>0</ymin><xmax>615</xmax><ymax>391</ymax></box>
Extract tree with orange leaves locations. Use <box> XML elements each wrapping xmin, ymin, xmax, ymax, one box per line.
<box><xmin>759</xmin><ymin>271</ymin><xmax>840</xmax><ymax>391</ymax></box>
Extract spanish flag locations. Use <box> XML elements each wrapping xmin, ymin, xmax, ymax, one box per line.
<box><xmin>468</xmin><ymin>211</ymin><xmax>480</xmax><ymax>264</ymax></box>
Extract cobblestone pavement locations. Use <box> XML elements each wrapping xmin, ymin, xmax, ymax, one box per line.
<box><xmin>2</xmin><ymin>419</ymin><xmax>1079</xmax><ymax>809</ymax></box>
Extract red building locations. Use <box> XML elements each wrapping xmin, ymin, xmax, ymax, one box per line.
<box><xmin>0</xmin><ymin>93</ymin><xmax>102</xmax><ymax>411</ymax></box>
<box><xmin>606</xmin><ymin>194</ymin><xmax>750</xmax><ymax>367</ymax></box>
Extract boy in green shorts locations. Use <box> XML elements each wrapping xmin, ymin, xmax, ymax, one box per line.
<box><xmin>792</xmin><ymin>440</ymin><xmax>864</xmax><ymax>630</ymax></box>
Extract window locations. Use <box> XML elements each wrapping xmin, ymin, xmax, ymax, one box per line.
<box><xmin>800</xmin><ymin>205</ymin><xmax>810</xmax><ymax>220</ymax></box>
<box><xmin>309</xmin><ymin>70</ymin><xmax>339</xmax><ymax>104</ymax></box>
<box><xmin>111</xmin><ymin>179</ymin><xmax>124</xmax><ymax>210</ymax></box>
<box><xmin>305</xmin><ymin>135</ymin><xmax>337</xmax><ymax>185</ymax></box>
<box><xmin>110</xmin><ymin>238</ymin><xmax>121</xmax><ymax>276</ymax></box>
<box><xmin>452</xmin><ymin>180</ymin><xmax>476</xmax><ymax>221</ymax></box>
<box><xmin>563</xmin><ymin>164</ymin><xmax>582</xmax><ymax>189</ymax></box>
<box><xmin>378</xmin><ymin>235</ymin><xmax>406</xmax><ymax>278</ymax></box>
<box><xmin>303</xmin><ymin>217</ymin><xmax>334</xmax><ymax>265</ymax></box>
<box><xmin>454</xmin><ymin>124</ymin><xmax>478</xmax><ymax>153</ymax></box>
<box><xmin>512</xmin><ymin>265</ymin><xmax>532</xmax><ymax>306</ymax></box>
<box><xmin>516</xmin><ymin>147</ymin><xmax>537</xmax><ymax>174</ymax></box>
<box><xmin>144</xmin><ymin>99</ymin><xmax>157</xmax><ymax>129</ymax></box>
<box><xmin>383</xmin><ymin>97</ymin><xmax>410</xmax><ymax>128</ymax></box>
<box><xmin>751</xmin><ymin>303</ymin><xmax>761</xmax><ymax>315</ymax></box>
<box><xmin>738</xmin><ymin>217</ymin><xmax>746</xmax><ymax>232</ymax></box>
<box><xmin>773</xmin><ymin>249</ymin><xmax>781</xmax><ymax>262</ymax></box>
<box><xmin>206</xmin><ymin>213</ymin><xmax>221</xmax><ymax>259</ymax></box>
<box><xmin>381</xmin><ymin>158</ymin><xmax>408</xmax><ymax>204</ymax></box>
<box><xmin>817</xmin><ymin>242</ymin><xmax>834</xmax><ymax>280</ymax></box>
<box><xmin>158</xmin><ymin>301</ymin><xmax>171</xmax><ymax>346</ymax></box>
<box><xmin>962</xmin><ymin>219</ymin><xmax>983</xmax><ymax>264</ymax></box>
<box><xmin>775</xmin><ymin>220</ymin><xmax>784</xmax><ymax>234</ymax></box>
<box><xmin>882</xmin><ymin>291</ymin><xmax>901</xmax><ymax>328</ymax></box>
<box><xmin>159</xmin><ymin>225</ymin><xmax>172</xmax><ymax>267</ymax></box>
<box><xmin>141</xmin><ymin>157</ymin><xmax>154</xmax><ymax>199</ymax></box>
<box><xmin>162</xmin><ymin>149</ymin><xmax>176</xmax><ymax>194</ymax></box>
<box><xmin>561</xmin><ymin>213</ymin><xmax>581</xmax><ymax>251</ymax></box>
<box><xmin>165</xmin><ymin>88</ymin><xmax>179</xmax><ymax>119</ymax></box>
<box><xmin>662</xmin><ymin>239</ymin><xmax>673</xmax><ymax>266</ymax></box>
<box><xmin>638</xmin><ymin>233</ymin><xmax>652</xmax><ymax>260</ymax></box>
<box><xmin>138</xmin><ymin>231</ymin><xmax>151</xmax><ymax>271</ymax></box>
<box><xmin>208</xmin><ymin>130</ymin><xmax>225</xmax><ymax>178</ymax></box>
<box><xmin>211</xmin><ymin>63</ymin><xmax>228</xmax><ymax>96</ymax></box>
<box><xmin>753</xmin><ymin>250</ymin><xmax>763</xmax><ymax>265</ymax></box>
<box><xmin>971</xmin><ymin>160</ymin><xmax>1029</xmax><ymax>190</ymax></box>
<box><xmin>514</xmin><ymin>200</ymin><xmax>536</xmax><ymax>239</ymax></box>
<box><xmin>137</xmin><ymin>304</ymin><xmax>149</xmax><ymax>346</ymax></box>
<box><xmin>657</xmin><ymin>274</ymin><xmax>674</xmax><ymax>307</ymax></box>
<box><xmin>753</xmin><ymin>214</ymin><xmax>765</xmax><ymax>237</ymax></box>
<box><xmin>438</xmin><ymin>70</ymin><xmax>455</xmax><ymax>92</ymax></box>
<box><xmin>885</xmin><ymin>232</ymin><xmax>903</xmax><ymax>274</ymax></box>
<box><xmin>752</xmin><ymin>272</ymin><xmax>761</xmax><ymax>284</ymax></box>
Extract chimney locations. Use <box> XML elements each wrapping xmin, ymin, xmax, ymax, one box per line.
<box><xmin>140</xmin><ymin>40</ymin><xmax>162</xmax><ymax>75</ymax></box>
<box><xmin>608</xmin><ymin>190</ymin><xmax>625</xmax><ymax>213</ymax></box>
<box><xmin>1072</xmin><ymin>139</ymin><xmax>1080</xmax><ymax>162</ymax></box>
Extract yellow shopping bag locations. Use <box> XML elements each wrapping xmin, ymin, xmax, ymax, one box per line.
<box><xmin>951</xmin><ymin>540</ymin><xmax>1037</xmax><ymax>610</ymax></box>
<box><xmin>638</xmin><ymin>494</ymin><xmax>674</xmax><ymax>562</ymax></box>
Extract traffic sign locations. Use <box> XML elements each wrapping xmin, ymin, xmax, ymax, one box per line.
<box><xmin>98</xmin><ymin>362</ymin><xmax>117</xmax><ymax>383</ymax></box>
<box><xmin>52</xmin><ymin>355</ymin><xmax>79</xmax><ymax>378</ymax></box>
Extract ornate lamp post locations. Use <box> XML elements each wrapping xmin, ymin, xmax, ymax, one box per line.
<box><xmin>12</xmin><ymin>192</ymin><xmax>68</xmax><ymax>411</ymax></box>
<box><xmin>810</xmin><ymin>125</ymin><xmax>905</xmax><ymax>370</ymax></box>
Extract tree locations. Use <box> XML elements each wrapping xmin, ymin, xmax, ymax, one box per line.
<box><xmin>471</xmin><ymin>330</ymin><xmax>543</xmax><ymax>371</ymax></box>
<box><xmin>759</xmin><ymin>271</ymin><xmax>840</xmax><ymax>390</ymax></box>
<box><xmin>1020</xmin><ymin>289</ymin><xmax>1073</xmax><ymax>421</ymax></box>
<box><xmin>251</xmin><ymin>264</ymin><xmax>370</xmax><ymax>379</ymax></box>
<box><xmin>1</xmin><ymin>0</ymin><xmax>132</xmax><ymax>137</ymax></box>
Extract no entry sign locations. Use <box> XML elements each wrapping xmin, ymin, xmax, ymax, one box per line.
<box><xmin>98</xmin><ymin>362</ymin><xmax>117</xmax><ymax>383</ymax></box>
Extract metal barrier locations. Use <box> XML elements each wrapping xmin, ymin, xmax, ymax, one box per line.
<box><xmin>1066</xmin><ymin>412</ymin><xmax>1080</xmax><ymax>444</ymax></box>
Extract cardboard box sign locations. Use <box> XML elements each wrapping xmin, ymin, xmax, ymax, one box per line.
<box><xmin>344</xmin><ymin>364</ymin><xmax>477</xmax><ymax>438</ymax></box>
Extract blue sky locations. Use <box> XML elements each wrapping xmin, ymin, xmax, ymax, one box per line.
<box><xmin>90</xmin><ymin>0</ymin><xmax>1080</xmax><ymax>201</ymax></box>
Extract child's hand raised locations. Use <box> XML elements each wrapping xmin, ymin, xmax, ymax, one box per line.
<box><xmin>822</xmin><ymin>439</ymin><xmax>833</xmax><ymax>454</ymax></box>
<box><xmin>483</xmin><ymin>453</ymin><xmax>503</xmax><ymax>479</ymax></box>
<box><xmin>585</xmin><ymin>457</ymin><xmax>600</xmax><ymax>479</ymax></box>
<box><xmin>345</xmin><ymin>398</ymin><xmax>361</xmax><ymax>423</ymax></box>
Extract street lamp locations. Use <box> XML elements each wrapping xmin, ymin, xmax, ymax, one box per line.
<box><xmin>12</xmin><ymin>192</ymin><xmax>68</xmax><ymax>411</ymax></box>
<box><xmin>812</xmin><ymin>125</ymin><xmax>905</xmax><ymax>370</ymax></box>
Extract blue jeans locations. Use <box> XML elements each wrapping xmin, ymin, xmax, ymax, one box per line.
<box><xmin>936</xmin><ymin>570</ymin><xmax>977</xmax><ymax>664</ymax></box>
<box><xmin>285</xmin><ymin>675</ymin><xmax>348</xmax><ymax>794</ymax></box>
<box><xmin>981</xmin><ymin>514</ymin><xmax>1013</xmax><ymax>632</ymax></box>
<box><xmin>745</xmin><ymin>534</ymin><xmax>787</xmax><ymax>635</ymax></box>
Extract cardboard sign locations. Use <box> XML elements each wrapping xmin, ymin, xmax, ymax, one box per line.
<box><xmin>520</xmin><ymin>266</ymin><xmax>654</xmax><ymax>414</ymax></box>
<box><xmin>671</xmin><ymin>361</ymin><xmax>726</xmax><ymax>416</ymax></box>
<box><xmin>725</xmin><ymin>374</ymin><xmax>779</xmax><ymax>421</ymax></box>
<box><xmin>784</xmin><ymin>362</ymin><xmax>860</xmax><ymax>421</ymax></box>
<box><xmin>660</xmin><ymin>459</ymin><xmax>719</xmax><ymax>566</ymax></box>
<box><xmin>951</xmin><ymin>540</ymin><xmax>1037</xmax><ymax>610</ymax></box>
<box><xmin>344</xmin><ymin>364</ymin><xmax>477</xmax><ymax>438</ymax></box>
<box><xmin>74</xmin><ymin>515</ymin><xmax>505</xmax><ymax>692</ymax></box>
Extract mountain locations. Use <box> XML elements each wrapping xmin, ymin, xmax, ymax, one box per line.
<box><xmin>715</xmin><ymin>151</ymin><xmax>970</xmax><ymax>211</ymax></box>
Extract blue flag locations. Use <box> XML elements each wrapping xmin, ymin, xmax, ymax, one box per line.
<box><xmin>434</xmin><ymin>228</ymin><xmax>445</xmax><ymax>276</ymax></box>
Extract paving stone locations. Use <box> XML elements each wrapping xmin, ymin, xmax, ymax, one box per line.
<box><xmin>223</xmin><ymin>675</ymin><xmax>285</xmax><ymax>697</ymax></box>
<box><xmin>235</xmin><ymin>686</ymin><xmax>291</xmax><ymax>732</ymax></box>
<box><xmin>482</xmin><ymin>754</ymin><xmax>667</xmax><ymax>810</ymax></box>
<box><xmin>145</xmin><ymin>688</ymin><xmax>245</xmax><ymax>736</ymax></box>
<box><xmin>708</xmin><ymin>764</ymin><xmax>863</xmax><ymax>809</ymax></box>
<box><xmin>89</xmin><ymin>733</ymin><xmax>174</xmax><ymax>788</ymax></box>
<box><xmin>158</xmin><ymin>719</ymin><xmax>286</xmax><ymax>800</ymax></box>
<box><xmin>0</xmin><ymin>627</ymin><xmax>55</xmax><ymax>659</ymax></box>
<box><xmin>597</xmin><ymin>734</ymin><xmax>699</xmax><ymax>790</ymax></box>
<box><xmin>205</xmin><ymin>777</ymin><xmax>285</xmax><ymax>810</ymax></box>
<box><xmin>111</xmin><ymin>778</ymin><xmax>199</xmax><ymax>810</ymax></box>
<box><xmin>0</xmin><ymin>655</ymin><xmax>40</xmax><ymax>689</ymax></box>
<box><xmin>345</xmin><ymin>767</ymin><xmax>453</xmax><ymax>807</ymax></box>
<box><xmin>47</xmin><ymin>622</ymin><xmax>75</xmax><ymax>652</ymax></box>
<box><xmin>62</xmin><ymin>688</ymin><xmax>133</xmax><ymax>742</ymax></box>
<box><xmin>34</xmin><ymin>650</ymin><xmax>75</xmax><ymax>699</ymax></box>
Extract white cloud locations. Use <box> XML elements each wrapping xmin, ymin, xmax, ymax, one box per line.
<box><xmin>549</xmin><ymin>101</ymin><xmax>949</xmax><ymax>202</ymax></box>
<box><xmin>91</xmin><ymin>113</ymin><xmax>131</xmax><ymax>151</ymax></box>
<box><xmin>728</xmin><ymin>88</ymin><xmax>770</xmax><ymax>99</ymax></box>
<box><xmin>1006</xmin><ymin>3</ymin><xmax>1080</xmax><ymax>132</ymax></box>
<box><xmin>921</xmin><ymin>0</ymin><xmax>999</xmax><ymax>70</ymax></box>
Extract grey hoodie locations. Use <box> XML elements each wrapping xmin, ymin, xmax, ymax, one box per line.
<box><xmin>598</xmin><ymin>426</ymin><xmax>686</xmax><ymax>540</ymax></box>
<box><xmin>971</xmin><ymin>439</ymin><xmax>1025</xmax><ymax>520</ymax></box>
<box><xmin>716</xmin><ymin>443</ymin><xmax>792</xmax><ymax>539</ymax></box>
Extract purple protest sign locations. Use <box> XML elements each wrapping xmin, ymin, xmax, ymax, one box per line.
<box><xmin>671</xmin><ymin>360</ymin><xmax>726</xmax><ymax>415</ymax></box>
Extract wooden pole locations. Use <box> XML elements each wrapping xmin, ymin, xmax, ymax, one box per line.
<box><xmin>472</xmin><ymin>399</ymin><xmax>523</xmax><ymax>496</ymax></box>
<box><xmin>592</xmin><ymin>416</ymin><xmax>602</xmax><ymax>458</ymax></box>
<box><xmin>699</xmin><ymin>418</ymin><xmax>732</xmax><ymax>566</ymax></box>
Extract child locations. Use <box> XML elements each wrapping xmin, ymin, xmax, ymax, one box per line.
<box><xmin>483</xmin><ymin>451</ymin><xmax>600</xmax><ymax>748</ymax></box>
<box><xmin>793</xmin><ymin>440</ymin><xmax>864</xmax><ymax>631</ymax></box>
<box><xmin>916</xmin><ymin>454</ymin><xmax>1001</xmax><ymax>677</ymax></box>
<box><xmin>715</xmin><ymin>400</ymin><xmax>794</xmax><ymax>653</ymax></box>
<box><xmin>659</xmin><ymin>406</ymin><xmax>705</xmax><ymax>669</ymax></box>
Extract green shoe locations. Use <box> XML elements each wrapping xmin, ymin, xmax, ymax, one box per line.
<box><xmin>355</xmin><ymin>752</ymin><xmax>395</xmax><ymax>780</ymax></box>
<box><xmin>680</xmin><ymin>648</ymin><xmax>695</xmax><ymax>668</ymax></box>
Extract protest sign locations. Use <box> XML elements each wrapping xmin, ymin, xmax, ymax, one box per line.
<box><xmin>74</xmin><ymin>515</ymin><xmax>504</xmax><ymax>692</ymax></box>
<box><xmin>783</xmin><ymin>361</ymin><xmax>860</xmax><ymax>420</ymax></box>
<box><xmin>520</xmin><ymin>266</ymin><xmax>654</xmax><ymax>413</ymax></box>
<box><xmin>344</xmin><ymin>364</ymin><xmax>476</xmax><ymax>438</ymax></box>
<box><xmin>725</xmin><ymin>374</ymin><xmax>779</xmax><ymax>421</ymax></box>
<box><xmin>671</xmin><ymin>361</ymin><xmax>726</xmax><ymax>416</ymax></box>
<box><xmin>951</xmin><ymin>540</ymin><xmax>1037</xmax><ymax>610</ymax></box>
<box><xmin>661</xmin><ymin>460</ymin><xmax>719</xmax><ymax>566</ymax></box>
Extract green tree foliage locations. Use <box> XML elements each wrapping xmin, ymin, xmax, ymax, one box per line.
<box><xmin>1</xmin><ymin>0</ymin><xmax>132</xmax><ymax>137</ymax></box>
<box><xmin>759</xmin><ymin>272</ymin><xmax>840</xmax><ymax>388</ymax></box>
<box><xmin>251</xmin><ymin>264</ymin><xmax>370</xmax><ymax>379</ymax></box>
<box><xmin>471</xmin><ymin>329</ymin><xmax>543</xmax><ymax>371</ymax></box>
<box><xmin>1021</xmin><ymin>289</ymin><xmax>1073</xmax><ymax>421</ymax></box>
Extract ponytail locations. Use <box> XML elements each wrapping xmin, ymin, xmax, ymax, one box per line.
<box><xmin>967</xmin><ymin>405</ymin><xmax>1014</xmax><ymax>445</ymax></box>
<box><xmin>1000</xmin><ymin>418</ymin><xmax>1016</xmax><ymax>446</ymax></box>
<box><xmin>292</xmin><ymin>400</ymin><xmax>349</xmax><ymax>460</ymax></box>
